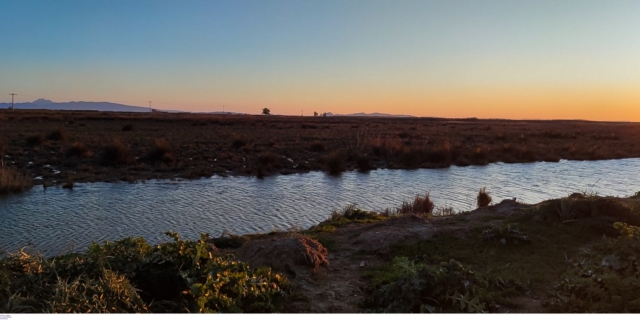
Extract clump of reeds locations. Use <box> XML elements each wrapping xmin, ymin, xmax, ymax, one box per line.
<box><xmin>477</xmin><ymin>187</ymin><xmax>492</xmax><ymax>208</ymax></box>
<box><xmin>26</xmin><ymin>133</ymin><xmax>45</xmax><ymax>146</ymax></box>
<box><xmin>0</xmin><ymin>167</ymin><xmax>33</xmax><ymax>195</ymax></box>
<box><xmin>398</xmin><ymin>193</ymin><xmax>435</xmax><ymax>215</ymax></box>
<box><xmin>66</xmin><ymin>142</ymin><xmax>90</xmax><ymax>158</ymax></box>
<box><xmin>309</xmin><ymin>141</ymin><xmax>326</xmax><ymax>152</ymax></box>
<box><xmin>47</xmin><ymin>128</ymin><xmax>67</xmax><ymax>141</ymax></box>
<box><xmin>143</xmin><ymin>139</ymin><xmax>174</xmax><ymax>163</ymax></box>
<box><xmin>62</xmin><ymin>176</ymin><xmax>74</xmax><ymax>189</ymax></box>
<box><xmin>100</xmin><ymin>140</ymin><xmax>131</xmax><ymax>166</ymax></box>
<box><xmin>323</xmin><ymin>151</ymin><xmax>346</xmax><ymax>175</ymax></box>
<box><xmin>356</xmin><ymin>154</ymin><xmax>372</xmax><ymax>172</ymax></box>
<box><xmin>231</xmin><ymin>136</ymin><xmax>247</xmax><ymax>149</ymax></box>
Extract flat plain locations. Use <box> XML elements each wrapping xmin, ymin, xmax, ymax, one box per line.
<box><xmin>1</xmin><ymin>109</ymin><xmax>639</xmax><ymax>186</ymax></box>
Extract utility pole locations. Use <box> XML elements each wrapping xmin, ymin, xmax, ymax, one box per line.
<box><xmin>223</xmin><ymin>105</ymin><xmax>225</xmax><ymax>114</ymax></box>
<box><xmin>10</xmin><ymin>93</ymin><xmax>16</xmax><ymax>111</ymax></box>
<box><xmin>148</xmin><ymin>101</ymin><xmax>152</xmax><ymax>112</ymax></box>
<box><xmin>301</xmin><ymin>110</ymin><xmax>303</xmax><ymax>116</ymax></box>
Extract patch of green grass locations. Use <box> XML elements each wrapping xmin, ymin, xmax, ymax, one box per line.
<box><xmin>307</xmin><ymin>205</ymin><xmax>388</xmax><ymax>234</ymax></box>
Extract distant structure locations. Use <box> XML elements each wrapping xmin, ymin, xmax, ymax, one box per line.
<box><xmin>10</xmin><ymin>93</ymin><xmax>17</xmax><ymax>111</ymax></box>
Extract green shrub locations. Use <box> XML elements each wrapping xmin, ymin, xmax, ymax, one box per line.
<box><xmin>0</xmin><ymin>233</ymin><xmax>290</xmax><ymax>313</ymax></box>
<box><xmin>364</xmin><ymin>257</ymin><xmax>517</xmax><ymax>313</ymax></box>
<box><xmin>482</xmin><ymin>223</ymin><xmax>530</xmax><ymax>245</ymax></box>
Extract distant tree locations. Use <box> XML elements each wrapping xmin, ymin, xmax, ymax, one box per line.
<box><xmin>262</xmin><ymin>108</ymin><xmax>271</xmax><ymax>115</ymax></box>
<box><xmin>322</xmin><ymin>113</ymin><xmax>327</xmax><ymax>117</ymax></box>
<box><xmin>314</xmin><ymin>111</ymin><xmax>318</xmax><ymax>117</ymax></box>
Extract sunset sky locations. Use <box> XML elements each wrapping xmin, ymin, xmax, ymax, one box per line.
<box><xmin>1</xmin><ymin>0</ymin><xmax>639</xmax><ymax>120</ymax></box>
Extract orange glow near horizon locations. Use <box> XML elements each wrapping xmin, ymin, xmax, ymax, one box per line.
<box><xmin>151</xmin><ymin>84</ymin><xmax>639</xmax><ymax>122</ymax></box>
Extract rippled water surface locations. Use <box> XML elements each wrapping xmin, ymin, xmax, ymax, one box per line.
<box><xmin>2</xmin><ymin>158</ymin><xmax>640</xmax><ymax>255</ymax></box>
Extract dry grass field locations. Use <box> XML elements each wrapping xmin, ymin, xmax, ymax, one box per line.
<box><xmin>1</xmin><ymin>109</ymin><xmax>639</xmax><ymax>187</ymax></box>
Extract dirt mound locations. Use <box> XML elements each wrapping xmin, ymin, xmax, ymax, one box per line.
<box><xmin>235</xmin><ymin>235</ymin><xmax>328</xmax><ymax>277</ymax></box>
<box><xmin>333</xmin><ymin>215</ymin><xmax>436</xmax><ymax>254</ymax></box>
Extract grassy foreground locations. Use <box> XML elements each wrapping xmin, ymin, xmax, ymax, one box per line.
<box><xmin>3</xmin><ymin>191</ymin><xmax>640</xmax><ymax>313</ymax></box>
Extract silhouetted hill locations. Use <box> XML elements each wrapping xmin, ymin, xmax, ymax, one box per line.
<box><xmin>320</xmin><ymin>112</ymin><xmax>413</xmax><ymax>118</ymax></box>
<box><xmin>0</xmin><ymin>99</ymin><xmax>152</xmax><ymax>112</ymax></box>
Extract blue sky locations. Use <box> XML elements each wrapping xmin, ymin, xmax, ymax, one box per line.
<box><xmin>1</xmin><ymin>0</ymin><xmax>639</xmax><ymax>119</ymax></box>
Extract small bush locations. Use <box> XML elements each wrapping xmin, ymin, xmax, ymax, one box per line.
<box><xmin>66</xmin><ymin>142</ymin><xmax>90</xmax><ymax>158</ymax></box>
<box><xmin>122</xmin><ymin>124</ymin><xmax>134</xmax><ymax>131</ymax></box>
<box><xmin>100</xmin><ymin>140</ymin><xmax>131</xmax><ymax>166</ymax></box>
<box><xmin>26</xmin><ymin>133</ymin><xmax>45</xmax><ymax>146</ymax></box>
<box><xmin>477</xmin><ymin>187</ymin><xmax>492</xmax><ymax>208</ymax></box>
<box><xmin>48</xmin><ymin>128</ymin><xmax>67</xmax><ymax>141</ymax></box>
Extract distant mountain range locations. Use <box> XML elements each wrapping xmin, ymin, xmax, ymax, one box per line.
<box><xmin>0</xmin><ymin>99</ymin><xmax>153</xmax><ymax>112</ymax></box>
<box><xmin>0</xmin><ymin>99</ymin><xmax>413</xmax><ymax>117</ymax></box>
<box><xmin>331</xmin><ymin>112</ymin><xmax>414</xmax><ymax>118</ymax></box>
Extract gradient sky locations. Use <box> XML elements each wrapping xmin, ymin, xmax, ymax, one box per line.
<box><xmin>1</xmin><ymin>0</ymin><xmax>639</xmax><ymax>120</ymax></box>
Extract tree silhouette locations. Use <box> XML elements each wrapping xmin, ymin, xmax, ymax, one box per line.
<box><xmin>262</xmin><ymin>108</ymin><xmax>271</xmax><ymax>115</ymax></box>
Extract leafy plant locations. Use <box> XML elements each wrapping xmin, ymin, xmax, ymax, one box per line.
<box><xmin>364</xmin><ymin>257</ymin><xmax>516</xmax><ymax>313</ymax></box>
<box><xmin>548</xmin><ymin>222</ymin><xmax>640</xmax><ymax>312</ymax></box>
<box><xmin>0</xmin><ymin>233</ymin><xmax>291</xmax><ymax>313</ymax></box>
<box><xmin>482</xmin><ymin>223</ymin><xmax>531</xmax><ymax>245</ymax></box>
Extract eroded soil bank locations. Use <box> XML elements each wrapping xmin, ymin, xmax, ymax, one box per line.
<box><xmin>221</xmin><ymin>192</ymin><xmax>640</xmax><ymax>312</ymax></box>
<box><xmin>2</xmin><ymin>109</ymin><xmax>640</xmax><ymax>188</ymax></box>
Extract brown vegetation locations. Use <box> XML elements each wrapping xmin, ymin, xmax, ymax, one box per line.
<box><xmin>47</xmin><ymin>128</ymin><xmax>67</xmax><ymax>141</ymax></box>
<box><xmin>1</xmin><ymin>109</ymin><xmax>640</xmax><ymax>186</ymax></box>
<box><xmin>0</xmin><ymin>166</ymin><xmax>32</xmax><ymax>195</ymax></box>
<box><xmin>100</xmin><ymin>140</ymin><xmax>131</xmax><ymax>166</ymax></box>
<box><xmin>398</xmin><ymin>193</ymin><xmax>435</xmax><ymax>215</ymax></box>
<box><xmin>477</xmin><ymin>187</ymin><xmax>492</xmax><ymax>208</ymax></box>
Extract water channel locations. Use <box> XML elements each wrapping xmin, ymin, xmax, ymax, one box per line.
<box><xmin>1</xmin><ymin>158</ymin><xmax>639</xmax><ymax>255</ymax></box>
